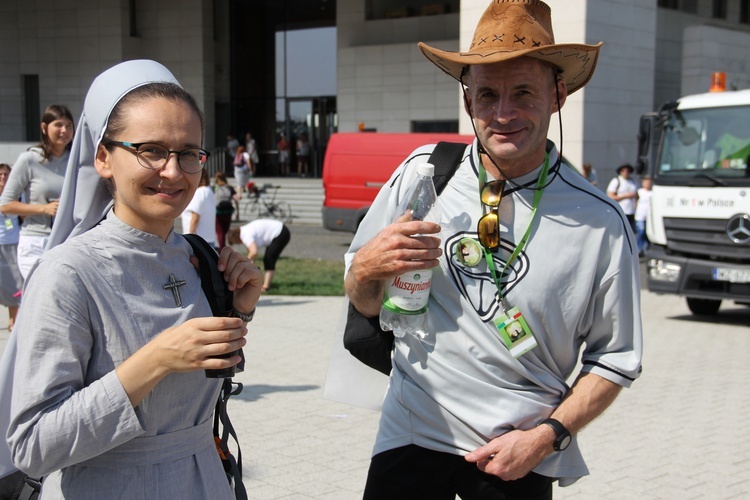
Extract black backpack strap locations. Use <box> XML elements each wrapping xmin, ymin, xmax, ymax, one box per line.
<box><xmin>183</xmin><ymin>233</ymin><xmax>233</xmax><ymax>317</ymax></box>
<box><xmin>18</xmin><ymin>475</ymin><xmax>41</xmax><ymax>500</ymax></box>
<box><xmin>429</xmin><ymin>141</ymin><xmax>468</xmax><ymax>196</ymax></box>
<box><xmin>182</xmin><ymin>233</ymin><xmax>247</xmax><ymax>499</ymax></box>
<box><xmin>213</xmin><ymin>379</ymin><xmax>247</xmax><ymax>500</ymax></box>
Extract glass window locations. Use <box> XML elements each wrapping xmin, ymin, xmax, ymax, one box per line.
<box><xmin>658</xmin><ymin>0</ymin><xmax>679</xmax><ymax>10</ymax></box>
<box><xmin>23</xmin><ymin>75</ymin><xmax>40</xmax><ymax>142</ymax></box>
<box><xmin>366</xmin><ymin>0</ymin><xmax>459</xmax><ymax>20</ymax></box>
<box><xmin>411</xmin><ymin>120</ymin><xmax>459</xmax><ymax>133</ymax></box>
<box><xmin>658</xmin><ymin>106</ymin><xmax>750</xmax><ymax>177</ymax></box>
<box><xmin>741</xmin><ymin>0</ymin><xmax>750</xmax><ymax>23</ymax></box>
<box><xmin>712</xmin><ymin>0</ymin><xmax>728</xmax><ymax>19</ymax></box>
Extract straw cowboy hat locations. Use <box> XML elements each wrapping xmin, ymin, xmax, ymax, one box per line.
<box><xmin>418</xmin><ymin>0</ymin><xmax>602</xmax><ymax>94</ymax></box>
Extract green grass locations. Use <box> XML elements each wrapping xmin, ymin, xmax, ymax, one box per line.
<box><xmin>262</xmin><ymin>256</ymin><xmax>345</xmax><ymax>296</ymax></box>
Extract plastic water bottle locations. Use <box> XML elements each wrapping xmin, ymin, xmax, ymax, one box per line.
<box><xmin>380</xmin><ymin>162</ymin><xmax>441</xmax><ymax>340</ymax></box>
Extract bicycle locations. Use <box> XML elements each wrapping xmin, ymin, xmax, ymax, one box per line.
<box><xmin>243</xmin><ymin>182</ymin><xmax>293</xmax><ymax>224</ymax></box>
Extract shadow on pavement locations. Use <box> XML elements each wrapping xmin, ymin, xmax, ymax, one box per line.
<box><xmin>236</xmin><ymin>383</ymin><xmax>319</xmax><ymax>402</ymax></box>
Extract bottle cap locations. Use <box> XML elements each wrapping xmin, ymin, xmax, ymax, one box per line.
<box><xmin>417</xmin><ymin>162</ymin><xmax>435</xmax><ymax>177</ymax></box>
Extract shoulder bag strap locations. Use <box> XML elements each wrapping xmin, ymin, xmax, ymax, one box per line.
<box><xmin>430</xmin><ymin>141</ymin><xmax>468</xmax><ymax>196</ymax></box>
<box><xmin>183</xmin><ymin>233</ymin><xmax>247</xmax><ymax>499</ymax></box>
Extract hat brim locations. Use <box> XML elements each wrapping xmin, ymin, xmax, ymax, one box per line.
<box><xmin>418</xmin><ymin>41</ymin><xmax>602</xmax><ymax>95</ymax></box>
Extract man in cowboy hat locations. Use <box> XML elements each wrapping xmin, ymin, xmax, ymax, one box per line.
<box><xmin>345</xmin><ymin>1</ymin><xmax>643</xmax><ymax>497</ymax></box>
<box><xmin>607</xmin><ymin>163</ymin><xmax>639</xmax><ymax>233</ymax></box>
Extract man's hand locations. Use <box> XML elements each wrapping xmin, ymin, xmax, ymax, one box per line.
<box><xmin>345</xmin><ymin>218</ymin><xmax>442</xmax><ymax>316</ymax></box>
<box><xmin>464</xmin><ymin>426</ymin><xmax>553</xmax><ymax>481</ymax></box>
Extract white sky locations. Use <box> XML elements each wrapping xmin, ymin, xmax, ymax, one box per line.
<box><xmin>275</xmin><ymin>27</ymin><xmax>337</xmax><ymax>98</ymax></box>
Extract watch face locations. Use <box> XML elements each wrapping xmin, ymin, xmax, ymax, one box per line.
<box><xmin>557</xmin><ymin>435</ymin><xmax>572</xmax><ymax>451</ymax></box>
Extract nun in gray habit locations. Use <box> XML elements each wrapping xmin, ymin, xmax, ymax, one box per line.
<box><xmin>1</xmin><ymin>60</ymin><xmax>261</xmax><ymax>498</ymax></box>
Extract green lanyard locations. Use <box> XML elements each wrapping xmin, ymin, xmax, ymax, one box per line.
<box><xmin>478</xmin><ymin>154</ymin><xmax>550</xmax><ymax>309</ymax></box>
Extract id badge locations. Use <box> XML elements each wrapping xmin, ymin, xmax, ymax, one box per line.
<box><xmin>493</xmin><ymin>307</ymin><xmax>537</xmax><ymax>358</ymax></box>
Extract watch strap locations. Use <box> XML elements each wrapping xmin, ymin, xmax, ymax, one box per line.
<box><xmin>538</xmin><ymin>417</ymin><xmax>571</xmax><ymax>451</ymax></box>
<box><xmin>230</xmin><ymin>308</ymin><xmax>255</xmax><ymax>322</ymax></box>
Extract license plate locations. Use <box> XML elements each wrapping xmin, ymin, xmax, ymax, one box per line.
<box><xmin>713</xmin><ymin>267</ymin><xmax>750</xmax><ymax>283</ymax></box>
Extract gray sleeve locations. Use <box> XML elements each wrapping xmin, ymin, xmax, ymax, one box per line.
<box><xmin>7</xmin><ymin>260</ymin><xmax>144</xmax><ymax>477</ymax></box>
<box><xmin>579</xmin><ymin>238</ymin><xmax>643</xmax><ymax>388</ymax></box>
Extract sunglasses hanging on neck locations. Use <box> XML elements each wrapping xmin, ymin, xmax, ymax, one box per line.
<box><xmin>477</xmin><ymin>180</ymin><xmax>506</xmax><ymax>250</ymax></box>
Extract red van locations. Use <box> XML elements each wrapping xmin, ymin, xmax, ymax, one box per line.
<box><xmin>322</xmin><ymin>132</ymin><xmax>474</xmax><ymax>232</ymax></box>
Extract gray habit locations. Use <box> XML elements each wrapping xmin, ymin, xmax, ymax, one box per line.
<box><xmin>7</xmin><ymin>213</ymin><xmax>233</xmax><ymax>499</ymax></box>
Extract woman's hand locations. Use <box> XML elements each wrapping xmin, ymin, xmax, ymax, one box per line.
<box><xmin>43</xmin><ymin>199</ymin><xmax>59</xmax><ymax>216</ymax></box>
<box><xmin>116</xmin><ymin>316</ymin><xmax>248</xmax><ymax>407</ymax></box>
<box><xmin>217</xmin><ymin>245</ymin><xmax>263</xmax><ymax>316</ymax></box>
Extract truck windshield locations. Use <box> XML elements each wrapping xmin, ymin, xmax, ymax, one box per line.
<box><xmin>658</xmin><ymin>105</ymin><xmax>750</xmax><ymax>178</ymax></box>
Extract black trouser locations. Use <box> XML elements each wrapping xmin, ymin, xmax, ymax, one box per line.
<box><xmin>263</xmin><ymin>225</ymin><xmax>290</xmax><ymax>271</ymax></box>
<box><xmin>363</xmin><ymin>445</ymin><xmax>554</xmax><ymax>500</ymax></box>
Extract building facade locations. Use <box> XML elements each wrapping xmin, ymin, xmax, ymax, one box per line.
<box><xmin>1</xmin><ymin>0</ymin><xmax>749</xmax><ymax>182</ymax></box>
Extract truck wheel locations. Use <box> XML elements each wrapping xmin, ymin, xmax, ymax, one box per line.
<box><xmin>686</xmin><ymin>298</ymin><xmax>721</xmax><ymax>316</ymax></box>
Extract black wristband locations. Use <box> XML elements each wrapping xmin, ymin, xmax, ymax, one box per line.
<box><xmin>538</xmin><ymin>417</ymin><xmax>572</xmax><ymax>451</ymax></box>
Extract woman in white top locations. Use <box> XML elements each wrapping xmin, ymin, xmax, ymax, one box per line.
<box><xmin>0</xmin><ymin>105</ymin><xmax>74</xmax><ymax>279</ymax></box>
<box><xmin>180</xmin><ymin>169</ymin><xmax>217</xmax><ymax>248</ymax></box>
<box><xmin>5</xmin><ymin>60</ymin><xmax>263</xmax><ymax>499</ymax></box>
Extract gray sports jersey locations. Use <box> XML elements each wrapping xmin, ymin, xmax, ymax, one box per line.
<box><xmin>346</xmin><ymin>140</ymin><xmax>643</xmax><ymax>485</ymax></box>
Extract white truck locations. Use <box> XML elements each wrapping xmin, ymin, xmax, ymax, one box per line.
<box><xmin>637</xmin><ymin>80</ymin><xmax>750</xmax><ymax>315</ymax></box>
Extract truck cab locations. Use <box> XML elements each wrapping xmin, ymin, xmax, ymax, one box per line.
<box><xmin>639</xmin><ymin>86</ymin><xmax>750</xmax><ymax>315</ymax></box>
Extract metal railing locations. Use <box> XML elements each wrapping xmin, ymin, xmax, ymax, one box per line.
<box><xmin>206</xmin><ymin>146</ymin><xmax>229</xmax><ymax>179</ymax></box>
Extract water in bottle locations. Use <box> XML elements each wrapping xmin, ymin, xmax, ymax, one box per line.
<box><xmin>380</xmin><ymin>162</ymin><xmax>441</xmax><ymax>341</ymax></box>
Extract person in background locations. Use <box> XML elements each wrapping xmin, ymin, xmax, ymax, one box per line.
<box><xmin>296</xmin><ymin>132</ymin><xmax>310</xmax><ymax>177</ymax></box>
<box><xmin>344</xmin><ymin>1</ymin><xmax>643</xmax><ymax>497</ymax></box>
<box><xmin>214</xmin><ymin>172</ymin><xmax>237</xmax><ymax>251</ymax></box>
<box><xmin>0</xmin><ymin>163</ymin><xmax>23</xmax><ymax>331</ymax></box>
<box><xmin>277</xmin><ymin>134</ymin><xmax>290</xmax><ymax>176</ymax></box>
<box><xmin>581</xmin><ymin>162</ymin><xmax>598</xmax><ymax>186</ymax></box>
<box><xmin>180</xmin><ymin>169</ymin><xmax>217</xmax><ymax>248</ymax></box>
<box><xmin>635</xmin><ymin>176</ymin><xmax>653</xmax><ymax>256</ymax></box>
<box><xmin>606</xmin><ymin>163</ymin><xmax>638</xmax><ymax>233</ymax></box>
<box><xmin>5</xmin><ymin>59</ymin><xmax>262</xmax><ymax>498</ymax></box>
<box><xmin>233</xmin><ymin>144</ymin><xmax>251</xmax><ymax>199</ymax></box>
<box><xmin>227</xmin><ymin>218</ymin><xmax>290</xmax><ymax>292</ymax></box>
<box><xmin>0</xmin><ymin>104</ymin><xmax>74</xmax><ymax>280</ymax></box>
<box><xmin>245</xmin><ymin>132</ymin><xmax>259</xmax><ymax>175</ymax></box>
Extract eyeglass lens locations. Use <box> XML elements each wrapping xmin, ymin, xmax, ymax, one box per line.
<box><xmin>137</xmin><ymin>144</ymin><xmax>207</xmax><ymax>173</ymax></box>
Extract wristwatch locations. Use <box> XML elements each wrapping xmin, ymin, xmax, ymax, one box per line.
<box><xmin>230</xmin><ymin>308</ymin><xmax>255</xmax><ymax>322</ymax></box>
<box><xmin>538</xmin><ymin>418</ymin><xmax>572</xmax><ymax>451</ymax></box>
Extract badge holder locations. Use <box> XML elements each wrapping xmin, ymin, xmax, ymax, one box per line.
<box><xmin>493</xmin><ymin>307</ymin><xmax>538</xmax><ymax>358</ymax></box>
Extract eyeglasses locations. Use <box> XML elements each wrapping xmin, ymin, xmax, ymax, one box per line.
<box><xmin>105</xmin><ymin>141</ymin><xmax>209</xmax><ymax>174</ymax></box>
<box><xmin>477</xmin><ymin>180</ymin><xmax>506</xmax><ymax>250</ymax></box>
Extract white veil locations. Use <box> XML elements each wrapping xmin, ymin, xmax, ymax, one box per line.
<box><xmin>0</xmin><ymin>60</ymin><xmax>181</xmax><ymax>479</ymax></box>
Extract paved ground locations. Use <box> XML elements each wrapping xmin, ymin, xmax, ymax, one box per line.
<box><xmin>1</xmin><ymin>236</ymin><xmax>749</xmax><ymax>498</ymax></box>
